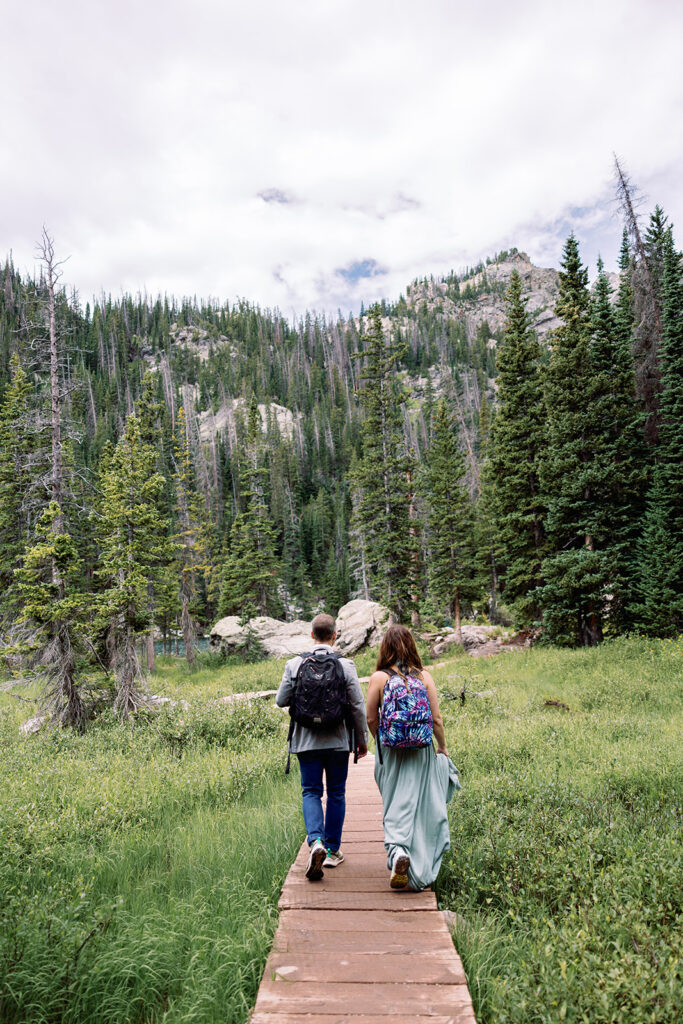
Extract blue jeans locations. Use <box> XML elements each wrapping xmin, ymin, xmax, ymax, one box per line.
<box><xmin>297</xmin><ymin>750</ymin><xmax>350</xmax><ymax>851</ymax></box>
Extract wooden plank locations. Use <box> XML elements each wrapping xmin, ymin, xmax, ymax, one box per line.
<box><xmin>288</xmin><ymin>861</ymin><xmax>393</xmax><ymax>878</ymax></box>
<box><xmin>340</xmin><ymin>836</ymin><xmax>386</xmax><ymax>845</ymax></box>
<box><xmin>275</xmin><ymin>918</ymin><xmax>454</xmax><ymax>944</ymax></box>
<box><xmin>291</xmin><ymin>848</ymin><xmax>386</xmax><ymax>864</ymax></box>
<box><xmin>254</xmin><ymin>980</ymin><xmax>474</xmax><ymax>1016</ymax></box>
<box><xmin>283</xmin><ymin>876</ymin><xmax>417</xmax><ymax>892</ymax></box>
<box><xmin>279</xmin><ymin>889</ymin><xmax>436</xmax><ymax>911</ymax></box>
<box><xmin>265</xmin><ymin>952</ymin><xmax>466</xmax><ymax>984</ymax></box>
<box><xmin>287</xmin><ymin>870</ymin><xmax>394</xmax><ymax>885</ymax></box>
<box><xmin>343</xmin><ymin>811</ymin><xmax>383</xmax><ymax>819</ymax></box>
<box><xmin>272</xmin><ymin>930</ymin><xmax>458</xmax><ymax>956</ymax></box>
<box><xmin>275</xmin><ymin>908</ymin><xmax>451</xmax><ymax>932</ymax></box>
<box><xmin>340</xmin><ymin>830</ymin><xmax>385</xmax><ymax>839</ymax></box>
<box><xmin>251</xmin><ymin>1013</ymin><xmax>476</xmax><ymax>1024</ymax></box>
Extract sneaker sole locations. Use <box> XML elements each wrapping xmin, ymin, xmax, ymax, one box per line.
<box><xmin>390</xmin><ymin>853</ymin><xmax>410</xmax><ymax>889</ymax></box>
<box><xmin>305</xmin><ymin>845</ymin><xmax>326</xmax><ymax>881</ymax></box>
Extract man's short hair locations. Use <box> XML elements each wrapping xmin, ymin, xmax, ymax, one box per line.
<box><xmin>312</xmin><ymin>613</ymin><xmax>336</xmax><ymax>642</ymax></box>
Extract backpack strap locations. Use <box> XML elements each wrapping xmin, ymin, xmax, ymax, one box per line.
<box><xmin>375</xmin><ymin>669</ymin><xmax>392</xmax><ymax>766</ymax></box>
<box><xmin>286</xmin><ymin>652</ymin><xmax>314</xmax><ymax>774</ymax></box>
<box><xmin>293</xmin><ymin>651</ymin><xmax>315</xmax><ymax>680</ymax></box>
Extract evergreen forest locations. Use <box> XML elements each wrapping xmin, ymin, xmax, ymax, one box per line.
<box><xmin>1</xmin><ymin>182</ymin><xmax>682</xmax><ymax>725</ymax></box>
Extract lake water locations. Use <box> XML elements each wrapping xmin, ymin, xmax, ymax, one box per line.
<box><xmin>154</xmin><ymin>637</ymin><xmax>211</xmax><ymax>657</ymax></box>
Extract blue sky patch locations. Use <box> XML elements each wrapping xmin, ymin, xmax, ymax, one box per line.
<box><xmin>258</xmin><ymin>188</ymin><xmax>294</xmax><ymax>204</ymax></box>
<box><xmin>336</xmin><ymin>258</ymin><xmax>387</xmax><ymax>284</ymax></box>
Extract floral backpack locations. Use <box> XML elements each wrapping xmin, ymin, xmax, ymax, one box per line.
<box><xmin>377</xmin><ymin>669</ymin><xmax>433</xmax><ymax>763</ymax></box>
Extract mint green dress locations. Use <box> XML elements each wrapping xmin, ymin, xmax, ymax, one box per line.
<box><xmin>374</xmin><ymin>744</ymin><xmax>461</xmax><ymax>891</ymax></box>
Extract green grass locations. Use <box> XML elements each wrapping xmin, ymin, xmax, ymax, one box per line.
<box><xmin>433</xmin><ymin>636</ymin><xmax>683</xmax><ymax>1024</ymax></box>
<box><xmin>148</xmin><ymin>652</ymin><xmax>290</xmax><ymax>699</ymax></box>
<box><xmin>0</xmin><ymin>694</ymin><xmax>301</xmax><ymax>1023</ymax></box>
<box><xmin>147</xmin><ymin>642</ymin><xmax>390</xmax><ymax>699</ymax></box>
<box><xmin>2</xmin><ymin>636</ymin><xmax>681</xmax><ymax>1023</ymax></box>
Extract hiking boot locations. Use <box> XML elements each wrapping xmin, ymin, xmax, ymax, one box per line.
<box><xmin>305</xmin><ymin>839</ymin><xmax>326</xmax><ymax>881</ymax></box>
<box><xmin>323</xmin><ymin>848</ymin><xmax>345</xmax><ymax>867</ymax></box>
<box><xmin>390</xmin><ymin>851</ymin><xmax>410</xmax><ymax>889</ymax></box>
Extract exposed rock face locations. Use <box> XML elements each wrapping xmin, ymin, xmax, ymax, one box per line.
<box><xmin>334</xmin><ymin>599</ymin><xmax>393</xmax><ymax>656</ymax></box>
<box><xmin>210</xmin><ymin>599</ymin><xmax>393</xmax><ymax>660</ymax></box>
<box><xmin>210</xmin><ymin>615</ymin><xmax>313</xmax><ymax>658</ymax></box>
<box><xmin>142</xmin><ymin>324</ymin><xmax>233</xmax><ymax>365</ymax></box>
<box><xmin>451</xmin><ymin>251</ymin><xmax>562</xmax><ymax>341</ymax></box>
<box><xmin>197</xmin><ymin>399</ymin><xmax>299</xmax><ymax>443</ymax></box>
<box><xmin>391</xmin><ymin>250</ymin><xmax>564</xmax><ymax>350</ymax></box>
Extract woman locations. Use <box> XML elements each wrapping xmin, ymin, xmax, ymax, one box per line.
<box><xmin>366</xmin><ymin>624</ymin><xmax>460</xmax><ymax>890</ymax></box>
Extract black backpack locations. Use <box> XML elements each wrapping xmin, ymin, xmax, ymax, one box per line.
<box><xmin>285</xmin><ymin>650</ymin><xmax>355</xmax><ymax>773</ymax></box>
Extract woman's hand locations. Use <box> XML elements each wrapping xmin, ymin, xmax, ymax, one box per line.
<box><xmin>436</xmin><ymin>746</ymin><xmax>449</xmax><ymax>757</ymax></box>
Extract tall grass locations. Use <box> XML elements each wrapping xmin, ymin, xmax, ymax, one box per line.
<box><xmin>434</xmin><ymin>636</ymin><xmax>683</xmax><ymax>1024</ymax></box>
<box><xmin>0</xmin><ymin>698</ymin><xmax>301</xmax><ymax>1023</ymax></box>
<box><xmin>148</xmin><ymin>653</ymin><xmax>289</xmax><ymax>699</ymax></box>
<box><xmin>150</xmin><ymin>641</ymin><xmax>387</xmax><ymax>698</ymax></box>
<box><xmin>3</xmin><ymin>636</ymin><xmax>680</xmax><ymax>1023</ymax></box>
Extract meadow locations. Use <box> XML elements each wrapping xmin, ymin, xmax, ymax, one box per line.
<box><xmin>0</xmin><ymin>676</ymin><xmax>303</xmax><ymax>1024</ymax></box>
<box><xmin>1</xmin><ymin>636</ymin><xmax>681</xmax><ymax>1023</ymax></box>
<box><xmin>437</xmin><ymin>635</ymin><xmax>683</xmax><ymax>1024</ymax></box>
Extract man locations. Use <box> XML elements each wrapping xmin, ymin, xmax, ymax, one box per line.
<box><xmin>277</xmin><ymin>612</ymin><xmax>368</xmax><ymax>881</ymax></box>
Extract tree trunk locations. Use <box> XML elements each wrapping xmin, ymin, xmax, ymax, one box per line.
<box><xmin>488</xmin><ymin>550</ymin><xmax>499</xmax><ymax>624</ymax></box>
<box><xmin>181</xmin><ymin>588</ymin><xmax>195</xmax><ymax>667</ymax></box>
<box><xmin>38</xmin><ymin>231</ymin><xmax>85</xmax><ymax>729</ymax></box>
<box><xmin>114</xmin><ymin>623</ymin><xmax>144</xmax><ymax>719</ymax></box>
<box><xmin>454</xmin><ymin>593</ymin><xmax>462</xmax><ymax>644</ymax></box>
<box><xmin>146</xmin><ymin>631</ymin><xmax>155</xmax><ymax>672</ymax></box>
<box><xmin>583</xmin><ymin>532</ymin><xmax>602</xmax><ymax>645</ymax></box>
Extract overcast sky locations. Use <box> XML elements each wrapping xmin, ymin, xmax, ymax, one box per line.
<box><xmin>4</xmin><ymin>0</ymin><xmax>682</xmax><ymax>319</ymax></box>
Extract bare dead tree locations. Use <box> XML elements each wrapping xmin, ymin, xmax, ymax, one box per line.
<box><xmin>614</xmin><ymin>155</ymin><xmax>663</xmax><ymax>443</ymax></box>
<box><xmin>40</xmin><ymin>230</ymin><xmax>66</xmax><ymax>529</ymax></box>
<box><xmin>445</xmin><ymin>369</ymin><xmax>480</xmax><ymax>497</ymax></box>
<box><xmin>25</xmin><ymin>230</ymin><xmax>87</xmax><ymax>729</ymax></box>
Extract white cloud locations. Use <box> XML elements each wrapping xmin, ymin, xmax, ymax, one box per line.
<box><xmin>3</xmin><ymin>0</ymin><xmax>682</xmax><ymax>317</ymax></box>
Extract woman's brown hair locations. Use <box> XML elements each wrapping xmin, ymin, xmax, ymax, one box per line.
<box><xmin>376</xmin><ymin>624</ymin><xmax>423</xmax><ymax>679</ymax></box>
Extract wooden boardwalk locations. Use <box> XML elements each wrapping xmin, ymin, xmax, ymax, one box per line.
<box><xmin>251</xmin><ymin>754</ymin><xmax>476</xmax><ymax>1024</ymax></box>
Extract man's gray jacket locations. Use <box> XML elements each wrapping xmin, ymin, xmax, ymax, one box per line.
<box><xmin>276</xmin><ymin>643</ymin><xmax>368</xmax><ymax>754</ymax></box>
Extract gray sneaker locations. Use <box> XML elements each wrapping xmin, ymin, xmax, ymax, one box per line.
<box><xmin>323</xmin><ymin>848</ymin><xmax>345</xmax><ymax>867</ymax></box>
<box><xmin>305</xmin><ymin>839</ymin><xmax>326</xmax><ymax>881</ymax></box>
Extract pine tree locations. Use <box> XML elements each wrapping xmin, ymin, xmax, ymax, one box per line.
<box><xmin>635</xmin><ymin>227</ymin><xmax>683</xmax><ymax>633</ymax></box>
<box><xmin>14</xmin><ymin>503</ymin><xmax>87</xmax><ymax>729</ymax></box>
<box><xmin>482</xmin><ymin>270</ymin><xmax>546</xmax><ymax>623</ymax></box>
<box><xmin>614</xmin><ymin>160</ymin><xmax>664</xmax><ymax>446</ymax></box>
<box><xmin>421</xmin><ymin>400</ymin><xmax>476</xmax><ymax>639</ymax></box>
<box><xmin>350</xmin><ymin>306</ymin><xmax>415</xmax><ymax>619</ymax></box>
<box><xmin>173</xmin><ymin>406</ymin><xmax>211</xmax><ymax>665</ymax></box>
<box><xmin>538</xmin><ymin>237</ymin><xmax>611</xmax><ymax>645</ymax></box>
<box><xmin>11</xmin><ymin>233</ymin><xmax>87</xmax><ymax>727</ymax></box>
<box><xmin>589</xmin><ymin>258</ymin><xmax>645</xmax><ymax>627</ymax></box>
<box><xmin>0</xmin><ymin>354</ymin><xmax>34</xmax><ymax>617</ymax></box>
<box><xmin>93</xmin><ymin>416</ymin><xmax>173</xmax><ymax>716</ymax></box>
<box><xmin>217</xmin><ymin>398</ymin><xmax>280</xmax><ymax>618</ymax></box>
<box><xmin>137</xmin><ymin>371</ymin><xmax>171</xmax><ymax>669</ymax></box>
<box><xmin>633</xmin><ymin>206</ymin><xmax>670</xmax><ymax>443</ymax></box>
<box><xmin>615</xmin><ymin>229</ymin><xmax>636</xmax><ymax>358</ymax></box>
